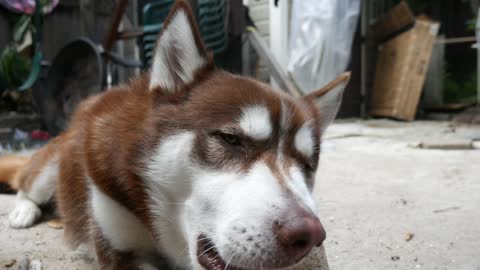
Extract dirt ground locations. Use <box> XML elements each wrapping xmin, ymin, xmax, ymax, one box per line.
<box><xmin>1</xmin><ymin>119</ymin><xmax>479</xmax><ymax>270</ymax></box>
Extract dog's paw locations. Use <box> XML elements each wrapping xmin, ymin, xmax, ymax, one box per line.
<box><xmin>9</xmin><ymin>200</ymin><xmax>41</xmax><ymax>228</ymax></box>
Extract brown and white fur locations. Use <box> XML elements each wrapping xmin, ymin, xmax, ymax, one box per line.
<box><xmin>0</xmin><ymin>1</ymin><xmax>350</xmax><ymax>269</ymax></box>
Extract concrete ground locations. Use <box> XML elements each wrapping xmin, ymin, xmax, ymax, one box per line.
<box><xmin>1</xmin><ymin>119</ymin><xmax>479</xmax><ymax>270</ymax></box>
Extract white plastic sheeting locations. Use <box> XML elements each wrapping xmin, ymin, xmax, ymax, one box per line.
<box><xmin>288</xmin><ymin>0</ymin><xmax>360</xmax><ymax>93</ymax></box>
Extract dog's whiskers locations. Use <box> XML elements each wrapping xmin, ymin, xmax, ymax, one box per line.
<box><xmin>225</xmin><ymin>253</ymin><xmax>235</xmax><ymax>270</ymax></box>
<box><xmin>197</xmin><ymin>245</ymin><xmax>216</xmax><ymax>258</ymax></box>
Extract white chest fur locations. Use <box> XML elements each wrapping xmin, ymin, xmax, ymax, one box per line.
<box><xmin>89</xmin><ymin>183</ymin><xmax>155</xmax><ymax>252</ymax></box>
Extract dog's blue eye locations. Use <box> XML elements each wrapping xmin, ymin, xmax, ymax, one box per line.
<box><xmin>219</xmin><ymin>133</ymin><xmax>242</xmax><ymax>146</ymax></box>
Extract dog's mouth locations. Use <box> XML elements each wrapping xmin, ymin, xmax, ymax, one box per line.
<box><xmin>197</xmin><ymin>235</ymin><xmax>247</xmax><ymax>270</ymax></box>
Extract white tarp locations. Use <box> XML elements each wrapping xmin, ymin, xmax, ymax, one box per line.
<box><xmin>288</xmin><ymin>0</ymin><xmax>361</xmax><ymax>93</ymax></box>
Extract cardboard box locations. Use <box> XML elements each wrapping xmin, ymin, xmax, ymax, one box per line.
<box><xmin>370</xmin><ymin>18</ymin><xmax>440</xmax><ymax>121</ymax></box>
<box><xmin>371</xmin><ymin>1</ymin><xmax>415</xmax><ymax>42</ymax></box>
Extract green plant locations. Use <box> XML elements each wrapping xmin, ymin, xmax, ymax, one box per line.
<box><xmin>0</xmin><ymin>46</ymin><xmax>31</xmax><ymax>90</ymax></box>
<box><xmin>13</xmin><ymin>15</ymin><xmax>31</xmax><ymax>44</ymax></box>
<box><xmin>0</xmin><ymin>15</ymin><xmax>33</xmax><ymax>91</ymax></box>
<box><xmin>443</xmin><ymin>65</ymin><xmax>477</xmax><ymax>104</ymax></box>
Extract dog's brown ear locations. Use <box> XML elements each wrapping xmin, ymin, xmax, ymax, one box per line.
<box><xmin>303</xmin><ymin>72</ymin><xmax>351</xmax><ymax>132</ymax></box>
<box><xmin>149</xmin><ymin>0</ymin><xmax>213</xmax><ymax>92</ymax></box>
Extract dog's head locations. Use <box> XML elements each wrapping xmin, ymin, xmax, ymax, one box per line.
<box><xmin>142</xmin><ymin>1</ymin><xmax>350</xmax><ymax>269</ymax></box>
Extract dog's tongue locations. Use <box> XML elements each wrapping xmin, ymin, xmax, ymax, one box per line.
<box><xmin>198</xmin><ymin>250</ymin><xmax>226</xmax><ymax>270</ymax></box>
<box><xmin>197</xmin><ymin>236</ymin><xmax>227</xmax><ymax>270</ymax></box>
<box><xmin>197</xmin><ymin>235</ymin><xmax>248</xmax><ymax>270</ymax></box>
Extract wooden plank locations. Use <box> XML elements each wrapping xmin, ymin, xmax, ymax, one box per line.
<box><xmin>103</xmin><ymin>0</ymin><xmax>129</xmax><ymax>51</ymax></box>
<box><xmin>436</xmin><ymin>36</ymin><xmax>476</xmax><ymax>44</ymax></box>
<box><xmin>246</xmin><ymin>27</ymin><xmax>302</xmax><ymax>97</ymax></box>
<box><xmin>409</xmin><ymin>140</ymin><xmax>475</xmax><ymax>150</ymax></box>
<box><xmin>116</xmin><ymin>29</ymin><xmax>144</xmax><ymax>40</ymax></box>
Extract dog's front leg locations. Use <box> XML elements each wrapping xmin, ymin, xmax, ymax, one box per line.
<box><xmin>93</xmin><ymin>232</ymin><xmax>141</xmax><ymax>270</ymax></box>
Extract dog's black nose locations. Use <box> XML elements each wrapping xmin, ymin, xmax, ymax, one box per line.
<box><xmin>273</xmin><ymin>208</ymin><xmax>326</xmax><ymax>261</ymax></box>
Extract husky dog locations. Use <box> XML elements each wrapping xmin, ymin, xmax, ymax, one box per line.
<box><xmin>0</xmin><ymin>1</ymin><xmax>350</xmax><ymax>269</ymax></box>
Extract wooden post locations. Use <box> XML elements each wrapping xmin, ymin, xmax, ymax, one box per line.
<box><xmin>103</xmin><ymin>0</ymin><xmax>129</xmax><ymax>52</ymax></box>
<box><xmin>245</xmin><ymin>26</ymin><xmax>303</xmax><ymax>97</ymax></box>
